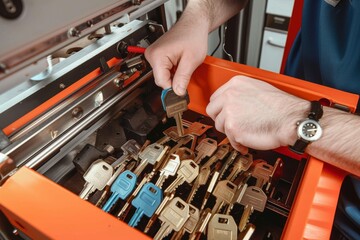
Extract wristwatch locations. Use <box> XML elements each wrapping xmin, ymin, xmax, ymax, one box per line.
<box><xmin>289</xmin><ymin>101</ymin><xmax>323</xmax><ymax>154</ymax></box>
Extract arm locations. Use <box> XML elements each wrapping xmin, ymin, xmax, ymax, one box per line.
<box><xmin>206</xmin><ymin>76</ymin><xmax>360</xmax><ymax>177</ymax></box>
<box><xmin>145</xmin><ymin>0</ymin><xmax>247</xmax><ymax>95</ymax></box>
<box><xmin>308</xmin><ymin>107</ymin><xmax>360</xmax><ymax>176</ymax></box>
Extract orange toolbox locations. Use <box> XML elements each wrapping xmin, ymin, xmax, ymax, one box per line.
<box><xmin>0</xmin><ymin>54</ymin><xmax>357</xmax><ymax>239</ymax></box>
<box><xmin>0</xmin><ymin>3</ymin><xmax>358</xmax><ymax>240</ymax></box>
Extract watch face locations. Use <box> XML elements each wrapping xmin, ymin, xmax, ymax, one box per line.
<box><xmin>297</xmin><ymin>119</ymin><xmax>322</xmax><ymax>142</ymax></box>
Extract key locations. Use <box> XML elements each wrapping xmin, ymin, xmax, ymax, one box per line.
<box><xmin>201</xmin><ymin>144</ymin><xmax>231</xmax><ymax>169</ymax></box>
<box><xmin>226</xmin><ymin>153</ymin><xmax>253</xmax><ymax>181</ymax></box>
<box><xmin>96</xmin><ymin>140</ymin><xmax>142</xmax><ymax>207</ymax></box>
<box><xmin>265</xmin><ymin>158</ymin><xmax>284</xmax><ymax>193</ymax></box>
<box><xmin>224</xmin><ymin>171</ymin><xmax>252</xmax><ymax>215</ymax></box>
<box><xmin>157</xmin><ymin>126</ymin><xmax>180</xmax><ymax>145</ymax></box>
<box><xmin>239</xmin><ymin>186</ymin><xmax>267</xmax><ymax>232</ymax></box>
<box><xmin>200</xmin><ymin>161</ymin><xmax>222</xmax><ymax>211</ymax></box>
<box><xmin>238</xmin><ymin>223</ymin><xmax>256</xmax><ymax>240</ymax></box>
<box><xmin>186</xmin><ymin>166</ymin><xmax>211</xmax><ymax>204</ymax></box>
<box><xmin>189</xmin><ymin>208</ymin><xmax>212</xmax><ymax>240</ymax></box>
<box><xmin>161</xmin><ymin>88</ymin><xmax>190</xmax><ymax>137</ymax></box>
<box><xmin>153</xmin><ymin>197</ymin><xmax>190</xmax><ymax>240</ymax></box>
<box><xmin>219</xmin><ymin>150</ymin><xmax>238</xmax><ymax>180</ymax></box>
<box><xmin>117</xmin><ymin>146</ymin><xmax>170</xmax><ymax>220</ymax></box>
<box><xmin>128</xmin><ymin>182</ymin><xmax>163</xmax><ymax>227</ymax></box>
<box><xmin>111</xmin><ymin>139</ymin><xmax>141</xmax><ymax>168</ymax></box>
<box><xmin>184</xmin><ymin>121</ymin><xmax>212</xmax><ymax>136</ymax></box>
<box><xmin>211</xmin><ymin>180</ymin><xmax>237</xmax><ymax>214</ymax></box>
<box><xmin>169</xmin><ymin>134</ymin><xmax>196</xmax><ymax>155</ymax></box>
<box><xmin>133</xmin><ymin>143</ymin><xmax>165</xmax><ymax>176</ymax></box>
<box><xmin>200</xmin><ymin>151</ymin><xmax>238</xmax><ymax>210</ymax></box>
<box><xmin>182</xmin><ymin>204</ymin><xmax>199</xmax><ymax>234</ymax></box>
<box><xmin>142</xmin><ymin>159</ymin><xmax>196</xmax><ymax>231</ymax></box>
<box><xmin>102</xmin><ymin>170</ymin><xmax>137</xmax><ymax>212</ymax></box>
<box><xmin>165</xmin><ymin>159</ymin><xmax>199</xmax><ymax>194</ymax></box>
<box><xmin>252</xmin><ymin>161</ymin><xmax>274</xmax><ymax>188</ymax></box>
<box><xmin>79</xmin><ymin>159</ymin><xmax>114</xmax><ymax>200</ymax></box>
<box><xmin>207</xmin><ymin>213</ymin><xmax>238</xmax><ymax>240</ymax></box>
<box><xmin>144</xmin><ymin>191</ymin><xmax>176</xmax><ymax>234</ymax></box>
<box><xmin>155</xmin><ymin>154</ymin><xmax>181</xmax><ymax>188</ymax></box>
<box><xmin>170</xmin><ymin>204</ymin><xmax>200</xmax><ymax>240</ymax></box>
<box><xmin>193</xmin><ymin>138</ymin><xmax>218</xmax><ymax>164</ymax></box>
<box><xmin>173</xmin><ymin>147</ymin><xmax>195</xmax><ymax>161</ymax></box>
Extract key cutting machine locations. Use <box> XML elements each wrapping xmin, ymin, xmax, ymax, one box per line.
<box><xmin>0</xmin><ymin>1</ymin><xmax>358</xmax><ymax>239</ymax></box>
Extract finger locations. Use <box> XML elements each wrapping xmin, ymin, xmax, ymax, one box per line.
<box><xmin>212</xmin><ymin>108</ymin><xmax>225</xmax><ymax>133</ymax></box>
<box><xmin>172</xmin><ymin>55</ymin><xmax>200</xmax><ymax>96</ymax></box>
<box><xmin>206</xmin><ymin>95</ymin><xmax>225</xmax><ymax>121</ymax></box>
<box><xmin>225</xmin><ymin>130</ymin><xmax>249</xmax><ymax>155</ymax></box>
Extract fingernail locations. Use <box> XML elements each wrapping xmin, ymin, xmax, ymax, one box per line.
<box><xmin>175</xmin><ymin>85</ymin><xmax>186</xmax><ymax>96</ymax></box>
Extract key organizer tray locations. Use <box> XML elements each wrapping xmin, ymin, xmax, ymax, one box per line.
<box><xmin>0</xmin><ymin>56</ymin><xmax>358</xmax><ymax>240</ymax></box>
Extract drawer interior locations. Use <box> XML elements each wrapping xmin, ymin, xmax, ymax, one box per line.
<box><xmin>38</xmin><ymin>82</ymin><xmax>306</xmax><ymax>239</ymax></box>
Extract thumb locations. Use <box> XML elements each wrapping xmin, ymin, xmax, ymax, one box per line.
<box><xmin>172</xmin><ymin>55</ymin><xmax>200</xmax><ymax>96</ymax></box>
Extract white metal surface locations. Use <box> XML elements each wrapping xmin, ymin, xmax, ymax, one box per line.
<box><xmin>259</xmin><ymin>30</ymin><xmax>287</xmax><ymax>73</ymax></box>
<box><xmin>266</xmin><ymin>0</ymin><xmax>295</xmax><ymax>17</ymax></box>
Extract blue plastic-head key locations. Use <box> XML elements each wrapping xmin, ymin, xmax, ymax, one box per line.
<box><xmin>128</xmin><ymin>182</ymin><xmax>163</xmax><ymax>227</ymax></box>
<box><xmin>102</xmin><ymin>170</ymin><xmax>137</xmax><ymax>212</ymax></box>
<box><xmin>161</xmin><ymin>88</ymin><xmax>172</xmax><ymax>110</ymax></box>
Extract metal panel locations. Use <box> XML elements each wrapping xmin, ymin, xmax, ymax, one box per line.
<box><xmin>245</xmin><ymin>0</ymin><xmax>267</xmax><ymax>67</ymax></box>
<box><xmin>0</xmin><ymin>0</ymin><xmax>167</xmax><ymax>80</ymax></box>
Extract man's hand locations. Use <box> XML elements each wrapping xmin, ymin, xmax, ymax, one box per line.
<box><xmin>145</xmin><ymin>21</ymin><xmax>208</xmax><ymax>96</ymax></box>
<box><xmin>206</xmin><ymin>76</ymin><xmax>309</xmax><ymax>153</ymax></box>
<box><xmin>145</xmin><ymin>0</ymin><xmax>246</xmax><ymax>96</ymax></box>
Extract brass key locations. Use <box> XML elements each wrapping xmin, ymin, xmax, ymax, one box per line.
<box><xmin>162</xmin><ymin>88</ymin><xmax>190</xmax><ymax>137</ymax></box>
<box><xmin>239</xmin><ymin>186</ymin><xmax>267</xmax><ymax>232</ymax></box>
<box><xmin>186</xmin><ymin>166</ymin><xmax>211</xmax><ymax>204</ymax></box>
<box><xmin>211</xmin><ymin>180</ymin><xmax>237</xmax><ymax>214</ymax></box>
<box><xmin>153</xmin><ymin>197</ymin><xmax>190</xmax><ymax>240</ymax></box>
<box><xmin>265</xmin><ymin>158</ymin><xmax>284</xmax><ymax>193</ymax></box>
<box><xmin>173</xmin><ymin>147</ymin><xmax>195</xmax><ymax>161</ymax></box>
<box><xmin>170</xmin><ymin>203</ymin><xmax>200</xmax><ymax>240</ymax></box>
<box><xmin>157</xmin><ymin>126</ymin><xmax>180</xmax><ymax>145</ymax></box>
<box><xmin>189</xmin><ymin>208</ymin><xmax>212</xmax><ymax>240</ymax></box>
<box><xmin>144</xmin><ymin>160</ymin><xmax>198</xmax><ymax>233</ymax></box>
<box><xmin>238</xmin><ymin>223</ymin><xmax>256</xmax><ymax>240</ymax></box>
<box><xmin>184</xmin><ymin>121</ymin><xmax>212</xmax><ymax>136</ymax></box>
<box><xmin>252</xmin><ymin>160</ymin><xmax>274</xmax><ymax>188</ymax></box>
<box><xmin>226</xmin><ymin>153</ymin><xmax>253</xmax><ymax>181</ymax></box>
<box><xmin>193</xmin><ymin>138</ymin><xmax>218</xmax><ymax>164</ymax></box>
<box><xmin>201</xmin><ymin>144</ymin><xmax>231</xmax><ymax>169</ymax></box>
<box><xmin>207</xmin><ymin>213</ymin><xmax>238</xmax><ymax>240</ymax></box>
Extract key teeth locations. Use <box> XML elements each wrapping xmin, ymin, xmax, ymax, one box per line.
<box><xmin>128</xmin><ymin>212</ymin><xmax>142</xmax><ymax>228</ymax></box>
<box><xmin>187</xmin><ymin>187</ymin><xmax>198</xmax><ymax>204</ymax></box>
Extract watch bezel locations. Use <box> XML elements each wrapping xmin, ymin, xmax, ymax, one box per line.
<box><xmin>297</xmin><ymin>119</ymin><xmax>322</xmax><ymax>142</ymax></box>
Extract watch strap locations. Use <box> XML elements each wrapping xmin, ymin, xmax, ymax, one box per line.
<box><xmin>309</xmin><ymin>101</ymin><xmax>323</xmax><ymax>120</ymax></box>
<box><xmin>289</xmin><ymin>139</ymin><xmax>309</xmax><ymax>154</ymax></box>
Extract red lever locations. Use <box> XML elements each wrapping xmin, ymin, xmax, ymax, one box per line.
<box><xmin>127</xmin><ymin>46</ymin><xmax>146</xmax><ymax>54</ymax></box>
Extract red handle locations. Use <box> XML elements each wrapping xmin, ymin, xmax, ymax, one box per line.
<box><xmin>127</xmin><ymin>46</ymin><xmax>146</xmax><ymax>54</ymax></box>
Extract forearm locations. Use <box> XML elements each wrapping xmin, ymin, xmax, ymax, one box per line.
<box><xmin>306</xmin><ymin>107</ymin><xmax>360</xmax><ymax>176</ymax></box>
<box><xmin>179</xmin><ymin>0</ymin><xmax>248</xmax><ymax>32</ymax></box>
